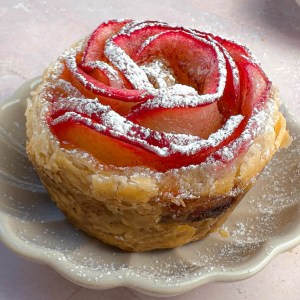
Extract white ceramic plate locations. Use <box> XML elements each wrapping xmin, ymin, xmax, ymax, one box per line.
<box><xmin>0</xmin><ymin>77</ymin><xmax>299</xmax><ymax>297</ymax></box>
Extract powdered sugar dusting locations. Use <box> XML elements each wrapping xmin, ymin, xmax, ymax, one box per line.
<box><xmin>117</xmin><ymin>20</ymin><xmax>169</xmax><ymax>36</ymax></box>
<box><xmin>64</xmin><ymin>48</ymin><xmax>108</xmax><ymax>95</ymax></box>
<box><xmin>84</xmin><ymin>61</ymin><xmax>124</xmax><ymax>88</ymax></box>
<box><xmin>212</xmin><ymin>98</ymin><xmax>277</xmax><ymax>163</ymax></box>
<box><xmin>140</xmin><ymin>59</ymin><xmax>176</xmax><ymax>88</ymax></box>
<box><xmin>49</xmin><ymin>79</ymin><xmax>83</xmax><ymax>98</ymax></box>
<box><xmin>104</xmin><ymin>41</ymin><xmax>156</xmax><ymax>92</ymax></box>
<box><xmin>131</xmin><ymin>84</ymin><xmax>219</xmax><ymax>111</ymax></box>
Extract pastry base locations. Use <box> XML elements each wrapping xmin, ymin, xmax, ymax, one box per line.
<box><xmin>37</xmin><ymin>166</ymin><xmax>249</xmax><ymax>251</ymax></box>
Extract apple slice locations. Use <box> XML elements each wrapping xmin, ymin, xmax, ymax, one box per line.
<box><xmin>179</xmin><ymin>30</ymin><xmax>241</xmax><ymax>118</ymax></box>
<box><xmin>238</xmin><ymin>59</ymin><xmax>271</xmax><ymax>116</ymax></box>
<box><xmin>217</xmin><ymin>37</ymin><xmax>271</xmax><ymax>116</ymax></box>
<box><xmin>75</xmin><ymin>65</ymin><xmax>152</xmax><ymax>102</ymax></box>
<box><xmin>128</xmin><ymin>101</ymin><xmax>224</xmax><ymax>138</ymax></box>
<box><xmin>111</xmin><ymin>21</ymin><xmax>171</xmax><ymax>57</ymax></box>
<box><xmin>80</xmin><ymin>61</ymin><xmax>124</xmax><ymax>88</ymax></box>
<box><xmin>83</xmin><ymin>19</ymin><xmax>131</xmax><ymax>64</ymax></box>
<box><xmin>214</xmin><ymin>36</ymin><xmax>253</xmax><ymax>62</ymax></box>
<box><xmin>82</xmin><ymin>19</ymin><xmax>135</xmax><ymax>90</ymax></box>
<box><xmin>215</xmin><ymin>48</ymin><xmax>240</xmax><ymax>118</ymax></box>
<box><xmin>51</xmin><ymin>121</ymin><xmax>167</xmax><ymax>170</ymax></box>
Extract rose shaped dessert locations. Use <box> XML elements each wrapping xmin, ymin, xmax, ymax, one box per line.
<box><xmin>26</xmin><ymin>20</ymin><xmax>291</xmax><ymax>251</ymax></box>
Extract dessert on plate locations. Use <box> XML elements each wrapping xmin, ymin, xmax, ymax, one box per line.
<box><xmin>26</xmin><ymin>19</ymin><xmax>291</xmax><ymax>251</ymax></box>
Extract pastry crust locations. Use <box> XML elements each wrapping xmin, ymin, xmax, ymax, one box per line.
<box><xmin>26</xmin><ymin>71</ymin><xmax>290</xmax><ymax>251</ymax></box>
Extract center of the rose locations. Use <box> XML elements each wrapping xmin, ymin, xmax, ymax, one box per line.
<box><xmin>140</xmin><ymin>59</ymin><xmax>176</xmax><ymax>89</ymax></box>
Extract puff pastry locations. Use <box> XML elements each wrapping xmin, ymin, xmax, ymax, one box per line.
<box><xmin>26</xmin><ymin>20</ymin><xmax>291</xmax><ymax>251</ymax></box>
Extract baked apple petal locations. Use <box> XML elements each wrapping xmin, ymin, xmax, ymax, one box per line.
<box><xmin>217</xmin><ymin>49</ymin><xmax>240</xmax><ymax>117</ymax></box>
<box><xmin>80</xmin><ymin>61</ymin><xmax>124</xmax><ymax>88</ymax></box>
<box><xmin>216</xmin><ymin>37</ymin><xmax>271</xmax><ymax>115</ymax></box>
<box><xmin>111</xmin><ymin>21</ymin><xmax>171</xmax><ymax>57</ymax></box>
<box><xmin>239</xmin><ymin>60</ymin><xmax>271</xmax><ymax>116</ymax></box>
<box><xmin>128</xmin><ymin>102</ymin><xmax>224</xmax><ymax>139</ymax></box>
<box><xmin>51</xmin><ymin>121</ymin><xmax>168</xmax><ymax>170</ymax></box>
<box><xmin>215</xmin><ymin>36</ymin><xmax>254</xmax><ymax>62</ymax></box>
<box><xmin>83</xmin><ymin>19</ymin><xmax>131</xmax><ymax>63</ymax></box>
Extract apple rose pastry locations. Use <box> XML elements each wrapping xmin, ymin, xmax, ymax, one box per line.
<box><xmin>26</xmin><ymin>20</ymin><xmax>291</xmax><ymax>251</ymax></box>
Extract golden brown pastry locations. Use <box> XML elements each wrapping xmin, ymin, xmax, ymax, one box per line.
<box><xmin>26</xmin><ymin>20</ymin><xmax>291</xmax><ymax>251</ymax></box>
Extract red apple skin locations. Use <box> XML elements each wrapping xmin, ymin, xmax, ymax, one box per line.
<box><xmin>215</xmin><ymin>36</ymin><xmax>271</xmax><ymax>116</ymax></box>
<box><xmin>128</xmin><ymin>102</ymin><xmax>224</xmax><ymax>139</ymax></box>
<box><xmin>83</xmin><ymin>19</ymin><xmax>131</xmax><ymax>64</ymax></box>
<box><xmin>51</xmin><ymin>121</ymin><xmax>168</xmax><ymax>171</ymax></box>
